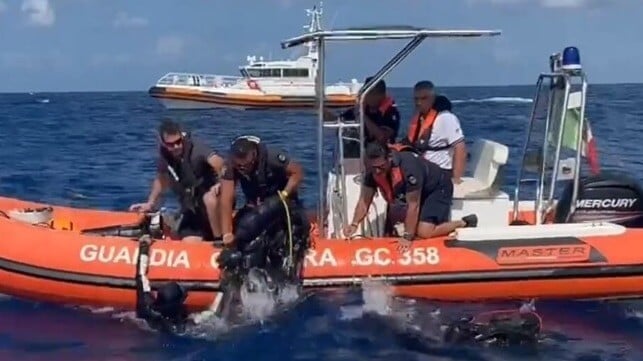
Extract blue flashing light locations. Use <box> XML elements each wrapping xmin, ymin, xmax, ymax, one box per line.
<box><xmin>562</xmin><ymin>46</ymin><xmax>581</xmax><ymax>71</ymax></box>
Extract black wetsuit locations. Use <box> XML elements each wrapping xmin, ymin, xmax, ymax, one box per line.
<box><xmin>221</xmin><ymin>141</ymin><xmax>300</xmax><ymax>207</ymax></box>
<box><xmin>217</xmin><ymin>138</ymin><xmax>309</xmax><ymax>285</ymax></box>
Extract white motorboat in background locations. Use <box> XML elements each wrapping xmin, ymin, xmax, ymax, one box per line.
<box><xmin>148</xmin><ymin>3</ymin><xmax>361</xmax><ymax>110</ymax></box>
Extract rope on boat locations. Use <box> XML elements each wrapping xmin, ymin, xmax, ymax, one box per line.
<box><xmin>278</xmin><ymin>192</ymin><xmax>294</xmax><ymax>270</ymax></box>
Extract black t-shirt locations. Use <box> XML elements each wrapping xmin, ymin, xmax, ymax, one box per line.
<box><xmin>363</xmin><ymin>151</ymin><xmax>441</xmax><ymax>202</ymax></box>
<box><xmin>156</xmin><ymin>138</ymin><xmax>219</xmax><ymax>212</ymax></box>
<box><xmin>341</xmin><ymin>101</ymin><xmax>400</xmax><ymax>143</ymax></box>
<box><xmin>157</xmin><ymin>138</ymin><xmax>219</xmax><ymax>190</ymax></box>
<box><xmin>222</xmin><ymin>143</ymin><xmax>294</xmax><ymax>204</ymax></box>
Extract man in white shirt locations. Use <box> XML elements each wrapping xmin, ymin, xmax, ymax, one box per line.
<box><xmin>400</xmin><ymin>81</ymin><xmax>467</xmax><ymax>184</ymax></box>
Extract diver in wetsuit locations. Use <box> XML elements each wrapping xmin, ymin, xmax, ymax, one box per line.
<box><xmin>443</xmin><ymin>309</ymin><xmax>542</xmax><ymax>346</ymax></box>
<box><xmin>137</xmin><ymin>282</ymin><xmax>190</xmax><ymax>334</ymax></box>
<box><xmin>216</xmin><ymin>135</ymin><xmax>310</xmax><ymax>295</ymax></box>
<box><xmin>134</xmin><ymin>235</ymin><xmax>191</xmax><ymax>334</ymax></box>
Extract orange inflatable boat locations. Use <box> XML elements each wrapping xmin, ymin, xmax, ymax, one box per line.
<box><xmin>3</xmin><ymin>28</ymin><xmax>643</xmax><ymax>314</ymax></box>
<box><xmin>2</xmin><ymin>190</ymin><xmax>643</xmax><ymax>313</ymax></box>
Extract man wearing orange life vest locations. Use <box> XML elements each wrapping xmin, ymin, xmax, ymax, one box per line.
<box><xmin>327</xmin><ymin>77</ymin><xmax>400</xmax><ymax>145</ymax></box>
<box><xmin>343</xmin><ymin>142</ymin><xmax>477</xmax><ymax>246</ymax></box>
<box><xmin>400</xmin><ymin>81</ymin><xmax>467</xmax><ymax>184</ymax></box>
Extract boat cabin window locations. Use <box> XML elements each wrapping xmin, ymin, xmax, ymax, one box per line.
<box><xmin>243</xmin><ymin>68</ymin><xmax>309</xmax><ymax>78</ymax></box>
<box><xmin>246</xmin><ymin>68</ymin><xmax>282</xmax><ymax>78</ymax></box>
<box><xmin>283</xmin><ymin>68</ymin><xmax>309</xmax><ymax>77</ymax></box>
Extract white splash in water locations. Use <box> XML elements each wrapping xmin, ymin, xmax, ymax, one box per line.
<box><xmin>88</xmin><ymin>306</ymin><xmax>115</xmax><ymax>314</ymax></box>
<box><xmin>187</xmin><ymin>312</ymin><xmax>230</xmax><ymax>339</ymax></box>
<box><xmin>338</xmin><ymin>279</ymin><xmax>447</xmax><ymax>343</ymax></box>
<box><xmin>277</xmin><ymin>283</ymin><xmax>300</xmax><ymax>305</ymax></box>
<box><xmin>338</xmin><ymin>278</ymin><xmax>394</xmax><ymax>320</ymax></box>
<box><xmin>520</xmin><ymin>299</ymin><xmax>537</xmax><ymax>313</ymax></box>
<box><xmin>240</xmin><ymin>285</ymin><xmax>277</xmax><ymax>322</ymax></box>
<box><xmin>338</xmin><ymin>305</ymin><xmax>364</xmax><ymax>321</ymax></box>
<box><xmin>361</xmin><ymin>278</ymin><xmax>394</xmax><ymax>316</ymax></box>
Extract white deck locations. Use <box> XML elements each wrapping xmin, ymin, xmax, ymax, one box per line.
<box><xmin>454</xmin><ymin>222</ymin><xmax>626</xmax><ymax>241</ymax></box>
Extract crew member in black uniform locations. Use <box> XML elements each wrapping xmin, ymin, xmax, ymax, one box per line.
<box><xmin>216</xmin><ymin>135</ymin><xmax>310</xmax><ymax>289</ymax></box>
<box><xmin>129</xmin><ymin>119</ymin><xmax>224</xmax><ymax>242</ymax></box>
<box><xmin>325</xmin><ymin>77</ymin><xmax>401</xmax><ymax>146</ymax></box>
<box><xmin>343</xmin><ymin>142</ymin><xmax>477</xmax><ymax>248</ymax></box>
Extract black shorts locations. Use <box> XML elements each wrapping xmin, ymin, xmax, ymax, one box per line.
<box><xmin>419</xmin><ymin>171</ymin><xmax>454</xmax><ymax>225</ymax></box>
<box><xmin>176</xmin><ymin>210</ymin><xmax>214</xmax><ymax>241</ymax></box>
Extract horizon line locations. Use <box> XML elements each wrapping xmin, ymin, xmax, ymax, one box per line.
<box><xmin>1</xmin><ymin>80</ymin><xmax>641</xmax><ymax>95</ymax></box>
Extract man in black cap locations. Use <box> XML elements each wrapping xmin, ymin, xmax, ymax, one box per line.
<box><xmin>218</xmin><ymin>135</ymin><xmax>305</xmax><ymax>246</ymax></box>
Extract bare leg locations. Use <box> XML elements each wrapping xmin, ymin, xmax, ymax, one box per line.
<box><xmin>416</xmin><ymin>220</ymin><xmax>466</xmax><ymax>239</ymax></box>
<box><xmin>202</xmin><ymin>189</ymin><xmax>222</xmax><ymax>239</ymax></box>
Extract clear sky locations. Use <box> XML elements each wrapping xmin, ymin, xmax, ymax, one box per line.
<box><xmin>1</xmin><ymin>0</ymin><xmax>641</xmax><ymax>92</ymax></box>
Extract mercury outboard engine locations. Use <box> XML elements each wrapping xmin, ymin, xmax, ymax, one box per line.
<box><xmin>555</xmin><ymin>171</ymin><xmax>643</xmax><ymax>227</ymax></box>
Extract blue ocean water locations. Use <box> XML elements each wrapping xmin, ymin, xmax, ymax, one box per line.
<box><xmin>1</xmin><ymin>85</ymin><xmax>643</xmax><ymax>360</ymax></box>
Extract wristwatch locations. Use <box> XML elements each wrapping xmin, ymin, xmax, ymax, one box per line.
<box><xmin>402</xmin><ymin>232</ymin><xmax>413</xmax><ymax>241</ymax></box>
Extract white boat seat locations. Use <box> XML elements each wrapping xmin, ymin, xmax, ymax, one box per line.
<box><xmin>454</xmin><ymin>139</ymin><xmax>509</xmax><ymax>199</ymax></box>
<box><xmin>454</xmin><ymin>222</ymin><xmax>626</xmax><ymax>241</ymax></box>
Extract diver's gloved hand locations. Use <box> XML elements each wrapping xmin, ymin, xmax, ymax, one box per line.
<box><xmin>137</xmin><ymin>291</ymin><xmax>163</xmax><ymax>320</ymax></box>
<box><xmin>216</xmin><ymin>248</ymin><xmax>242</xmax><ymax>270</ymax></box>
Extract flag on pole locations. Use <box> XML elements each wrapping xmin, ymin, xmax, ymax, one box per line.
<box><xmin>560</xmin><ymin>93</ymin><xmax>600</xmax><ymax>175</ymax></box>
<box><xmin>581</xmin><ymin>115</ymin><xmax>600</xmax><ymax>175</ymax></box>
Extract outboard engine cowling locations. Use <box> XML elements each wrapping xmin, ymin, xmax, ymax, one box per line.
<box><xmin>555</xmin><ymin>171</ymin><xmax>643</xmax><ymax>227</ymax></box>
